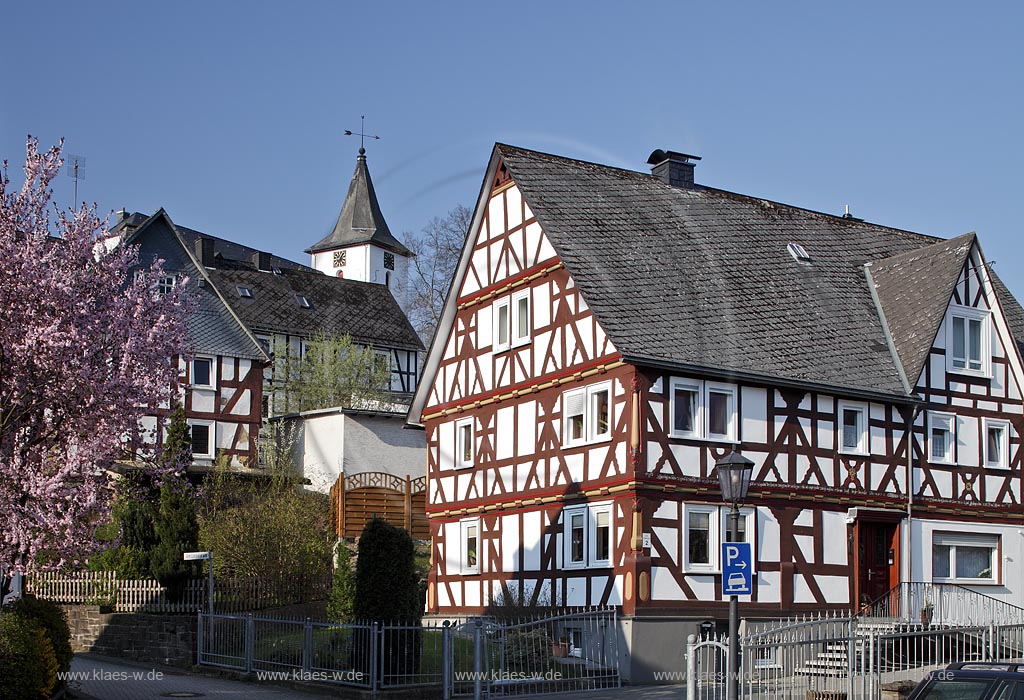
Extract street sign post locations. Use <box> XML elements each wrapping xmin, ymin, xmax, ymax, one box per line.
<box><xmin>183</xmin><ymin>551</ymin><xmax>214</xmax><ymax>615</ymax></box>
<box><xmin>721</xmin><ymin>542</ymin><xmax>752</xmax><ymax>596</ymax></box>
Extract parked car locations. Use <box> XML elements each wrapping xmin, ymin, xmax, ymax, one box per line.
<box><xmin>907</xmin><ymin>663</ymin><xmax>1024</xmax><ymax>700</ymax></box>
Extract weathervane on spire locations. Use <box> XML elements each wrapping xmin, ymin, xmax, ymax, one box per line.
<box><xmin>344</xmin><ymin>116</ymin><xmax>380</xmax><ymax>155</ymax></box>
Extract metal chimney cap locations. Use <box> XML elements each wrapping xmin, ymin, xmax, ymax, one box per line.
<box><xmin>647</xmin><ymin>149</ymin><xmax>702</xmax><ymax>166</ymax></box>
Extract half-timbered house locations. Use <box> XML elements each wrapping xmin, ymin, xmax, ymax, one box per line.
<box><xmin>409</xmin><ymin>145</ymin><xmax>1024</xmax><ymax>680</ymax></box>
<box><xmin>108</xmin><ymin>149</ymin><xmax>423</xmax><ymax>472</ymax></box>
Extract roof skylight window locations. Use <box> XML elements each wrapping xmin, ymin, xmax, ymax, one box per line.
<box><xmin>296</xmin><ymin>294</ymin><xmax>312</xmax><ymax>309</ymax></box>
<box><xmin>237</xmin><ymin>286</ymin><xmax>253</xmax><ymax>298</ymax></box>
<box><xmin>271</xmin><ymin>266</ymin><xmax>283</xmax><ymax>275</ymax></box>
<box><xmin>787</xmin><ymin>242</ymin><xmax>811</xmax><ymax>263</ymax></box>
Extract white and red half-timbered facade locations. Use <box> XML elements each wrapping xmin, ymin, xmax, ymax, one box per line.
<box><xmin>409</xmin><ymin>145</ymin><xmax>1024</xmax><ymax>681</ymax></box>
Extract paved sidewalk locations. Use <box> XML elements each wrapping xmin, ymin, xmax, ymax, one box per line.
<box><xmin>68</xmin><ymin>654</ymin><xmax>326</xmax><ymax>699</ymax></box>
<box><xmin>68</xmin><ymin>653</ymin><xmax>686</xmax><ymax>700</ymax></box>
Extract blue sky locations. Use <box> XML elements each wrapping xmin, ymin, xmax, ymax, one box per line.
<box><xmin>3</xmin><ymin>1</ymin><xmax>1022</xmax><ymax>300</ymax></box>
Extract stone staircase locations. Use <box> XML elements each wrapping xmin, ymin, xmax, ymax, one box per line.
<box><xmin>794</xmin><ymin>620</ymin><xmax>900</xmax><ymax>678</ymax></box>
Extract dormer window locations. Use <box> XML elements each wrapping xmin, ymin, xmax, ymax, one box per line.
<box><xmin>947</xmin><ymin>306</ymin><xmax>990</xmax><ymax>376</ymax></box>
<box><xmin>236</xmin><ymin>286</ymin><xmax>253</xmax><ymax>298</ymax></box>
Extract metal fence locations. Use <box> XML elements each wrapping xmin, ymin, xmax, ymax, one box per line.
<box><xmin>687</xmin><ymin>618</ymin><xmax>1024</xmax><ymax>700</ymax></box>
<box><xmin>198</xmin><ymin>608</ymin><xmax>620</xmax><ymax>697</ymax></box>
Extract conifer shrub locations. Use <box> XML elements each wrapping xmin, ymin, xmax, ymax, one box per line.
<box><xmin>353</xmin><ymin>518</ymin><xmax>422</xmax><ymax>680</ymax></box>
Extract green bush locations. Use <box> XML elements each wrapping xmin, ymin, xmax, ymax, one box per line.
<box><xmin>6</xmin><ymin>595</ymin><xmax>72</xmax><ymax>677</ymax></box>
<box><xmin>0</xmin><ymin>611</ymin><xmax>58</xmax><ymax>699</ymax></box>
<box><xmin>326</xmin><ymin>544</ymin><xmax>356</xmax><ymax>622</ymax></box>
<box><xmin>354</xmin><ymin>518</ymin><xmax>420</xmax><ymax>622</ymax></box>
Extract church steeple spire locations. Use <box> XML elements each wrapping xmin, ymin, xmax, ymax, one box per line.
<box><xmin>305</xmin><ymin>150</ymin><xmax>411</xmax><ymax>257</ymax></box>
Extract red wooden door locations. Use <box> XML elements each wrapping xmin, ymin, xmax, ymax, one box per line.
<box><xmin>858</xmin><ymin>521</ymin><xmax>898</xmax><ymax>607</ymax></box>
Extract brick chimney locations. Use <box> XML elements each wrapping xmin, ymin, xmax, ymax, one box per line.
<box><xmin>195</xmin><ymin>237</ymin><xmax>215</xmax><ymax>267</ymax></box>
<box><xmin>647</xmin><ymin>149</ymin><xmax>701</xmax><ymax>189</ymax></box>
<box><xmin>252</xmin><ymin>251</ymin><xmax>272</xmax><ymax>272</ymax></box>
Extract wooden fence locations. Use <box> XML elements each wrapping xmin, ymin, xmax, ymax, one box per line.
<box><xmin>329</xmin><ymin>471</ymin><xmax>429</xmax><ymax>540</ymax></box>
<box><xmin>25</xmin><ymin>570</ymin><xmax>331</xmax><ymax>614</ymax></box>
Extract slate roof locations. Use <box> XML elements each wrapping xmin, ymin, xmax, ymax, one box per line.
<box><xmin>206</xmin><ymin>266</ymin><xmax>423</xmax><ymax>352</ymax></box>
<box><xmin>868</xmin><ymin>233</ymin><xmax>976</xmax><ymax>389</ymax></box>
<box><xmin>126</xmin><ymin>211</ymin><xmax>267</xmax><ymax>361</ymax></box>
<box><xmin>493</xmin><ymin>144</ymin><xmax>1022</xmax><ymax>399</ymax></box>
<box><xmin>174</xmin><ymin>224</ymin><xmax>312</xmax><ymax>272</ymax></box>
<box><xmin>306</xmin><ymin>152</ymin><xmax>412</xmax><ymax>256</ymax></box>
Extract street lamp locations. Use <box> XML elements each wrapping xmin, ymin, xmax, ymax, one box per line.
<box><xmin>716</xmin><ymin>451</ymin><xmax>754</xmax><ymax>700</ymax></box>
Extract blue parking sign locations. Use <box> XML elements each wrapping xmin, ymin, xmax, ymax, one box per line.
<box><xmin>721</xmin><ymin>542</ymin><xmax>752</xmax><ymax>596</ymax></box>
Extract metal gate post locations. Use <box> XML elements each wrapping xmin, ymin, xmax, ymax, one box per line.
<box><xmin>868</xmin><ymin>630</ymin><xmax>877</xmax><ymax>700</ymax></box>
<box><xmin>370</xmin><ymin>622</ymin><xmax>379</xmax><ymax>691</ymax></box>
<box><xmin>686</xmin><ymin>634</ymin><xmax>697</xmax><ymax>700</ymax></box>
<box><xmin>847</xmin><ymin>618</ymin><xmax>857</xmax><ymax>700</ymax></box>
<box><xmin>245</xmin><ymin>614</ymin><xmax>255</xmax><ymax>673</ymax></box>
<box><xmin>473</xmin><ymin>618</ymin><xmax>483</xmax><ymax>700</ymax></box>
<box><xmin>442</xmin><ymin>621</ymin><xmax>452</xmax><ymax>700</ymax></box>
<box><xmin>197</xmin><ymin>611</ymin><xmax>204</xmax><ymax>665</ymax></box>
<box><xmin>303</xmin><ymin>618</ymin><xmax>313</xmax><ymax>674</ymax></box>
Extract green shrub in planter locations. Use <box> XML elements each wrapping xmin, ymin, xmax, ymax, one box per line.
<box><xmin>0</xmin><ymin>612</ymin><xmax>58</xmax><ymax>699</ymax></box>
<box><xmin>7</xmin><ymin>595</ymin><xmax>73</xmax><ymax>677</ymax></box>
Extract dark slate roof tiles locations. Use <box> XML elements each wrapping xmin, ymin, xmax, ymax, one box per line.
<box><xmin>206</xmin><ymin>267</ymin><xmax>423</xmax><ymax>352</ymax></box>
<box><xmin>869</xmin><ymin>233</ymin><xmax>976</xmax><ymax>387</ymax></box>
<box><xmin>495</xmin><ymin>144</ymin><xmax>1003</xmax><ymax>398</ymax></box>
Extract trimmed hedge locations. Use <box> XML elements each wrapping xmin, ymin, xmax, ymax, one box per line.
<box><xmin>0</xmin><ymin>611</ymin><xmax>58</xmax><ymax>700</ymax></box>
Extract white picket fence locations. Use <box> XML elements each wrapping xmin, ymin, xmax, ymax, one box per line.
<box><xmin>26</xmin><ymin>571</ymin><xmax>204</xmax><ymax>613</ymax></box>
<box><xmin>25</xmin><ymin>570</ymin><xmax>331</xmax><ymax>614</ymax></box>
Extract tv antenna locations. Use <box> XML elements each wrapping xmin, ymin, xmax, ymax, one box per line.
<box><xmin>344</xmin><ymin>116</ymin><xmax>380</xmax><ymax>153</ymax></box>
<box><xmin>65</xmin><ymin>154</ymin><xmax>86</xmax><ymax>212</ymax></box>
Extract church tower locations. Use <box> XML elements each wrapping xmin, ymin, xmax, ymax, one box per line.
<box><xmin>306</xmin><ymin>147</ymin><xmax>413</xmax><ymax>309</ymax></box>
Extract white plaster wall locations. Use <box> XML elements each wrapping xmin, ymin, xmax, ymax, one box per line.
<box><xmin>910</xmin><ymin>518</ymin><xmax>1024</xmax><ymax>607</ymax></box>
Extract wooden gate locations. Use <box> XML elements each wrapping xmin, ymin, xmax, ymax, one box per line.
<box><xmin>329</xmin><ymin>471</ymin><xmax>428</xmax><ymax>540</ymax></box>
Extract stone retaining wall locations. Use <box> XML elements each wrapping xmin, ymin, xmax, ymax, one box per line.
<box><xmin>62</xmin><ymin>605</ymin><xmax>195</xmax><ymax>667</ymax></box>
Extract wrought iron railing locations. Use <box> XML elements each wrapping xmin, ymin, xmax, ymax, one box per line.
<box><xmin>859</xmin><ymin>582</ymin><xmax>1024</xmax><ymax>626</ymax></box>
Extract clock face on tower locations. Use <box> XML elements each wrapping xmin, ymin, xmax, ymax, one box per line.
<box><xmin>333</xmin><ymin>250</ymin><xmax>347</xmax><ymax>267</ymax></box>
<box><xmin>383</xmin><ymin>252</ymin><xmax>395</xmax><ymax>270</ymax></box>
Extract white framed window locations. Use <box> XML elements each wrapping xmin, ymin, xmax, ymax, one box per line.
<box><xmin>928</xmin><ymin>412</ymin><xmax>957</xmax><ymax>465</ymax></box>
<box><xmin>947</xmin><ymin>306</ymin><xmax>991</xmax><ymax>376</ymax></box>
<box><xmin>683</xmin><ymin>504</ymin><xmax>755</xmax><ymax>573</ymax></box>
<box><xmin>684</xmin><ymin>505</ymin><xmax>718</xmax><ymax>572</ymax></box>
<box><xmin>932</xmin><ymin>532</ymin><xmax>998</xmax><ymax>583</ymax></box>
<box><xmin>588</xmin><ymin>383</ymin><xmax>612</xmax><ymax>442</ymax></box>
<box><xmin>983</xmin><ymin>419</ymin><xmax>1010</xmax><ymax>468</ymax></box>
<box><xmin>838</xmin><ymin>401</ymin><xmax>869</xmax><ymax>455</ymax></box>
<box><xmin>158</xmin><ymin>275</ymin><xmax>177</xmax><ymax>296</ymax></box>
<box><xmin>706</xmin><ymin>382</ymin><xmax>738</xmax><ymax>442</ymax></box>
<box><xmin>565</xmin><ymin>506</ymin><xmax>588</xmax><ymax>569</ymax></box>
<box><xmin>493</xmin><ymin>297</ymin><xmax>511</xmax><ymax>352</ymax></box>
<box><xmin>460</xmin><ymin>518</ymin><xmax>480</xmax><ymax>575</ymax></box>
<box><xmin>563</xmin><ymin>382</ymin><xmax>613</xmax><ymax>447</ymax></box>
<box><xmin>455</xmin><ymin>418</ymin><xmax>474</xmax><ymax>469</ymax></box>
<box><xmin>512</xmin><ymin>289</ymin><xmax>531</xmax><ymax>346</ymax></box>
<box><xmin>563</xmin><ymin>502</ymin><xmax>614</xmax><ymax>569</ymax></box>
<box><xmin>187</xmin><ymin>420</ymin><xmax>214</xmax><ymax>460</ymax></box>
<box><xmin>669</xmin><ymin>379</ymin><xmax>738</xmax><ymax>442</ymax></box>
<box><xmin>564</xmin><ymin>388</ymin><xmax>586</xmax><ymax>447</ymax></box>
<box><xmin>670</xmin><ymin>379</ymin><xmax>700</xmax><ymax>438</ymax></box>
<box><xmin>191</xmin><ymin>357</ymin><xmax>215</xmax><ymax>388</ymax></box>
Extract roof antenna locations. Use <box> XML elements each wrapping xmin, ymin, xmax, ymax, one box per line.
<box><xmin>344</xmin><ymin>115</ymin><xmax>381</xmax><ymax>155</ymax></box>
<box><xmin>65</xmin><ymin>154</ymin><xmax>85</xmax><ymax>213</ymax></box>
